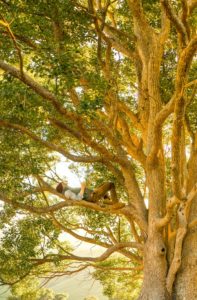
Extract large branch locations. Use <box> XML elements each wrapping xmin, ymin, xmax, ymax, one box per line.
<box><xmin>161</xmin><ymin>0</ymin><xmax>189</xmax><ymax>45</ymax></box>
<box><xmin>156</xmin><ymin>183</ymin><xmax>197</xmax><ymax>228</ymax></box>
<box><xmin>0</xmin><ymin>61</ymin><xmax>128</xmax><ymax>164</ymax></box>
<box><xmin>102</xmin><ymin>27</ymin><xmax>134</xmax><ymax>59</ymax></box>
<box><xmin>51</xmin><ymin>215</ymin><xmax>142</xmax><ymax>262</ymax></box>
<box><xmin>127</xmin><ymin>0</ymin><xmax>150</xmax><ymax>33</ymax></box>
<box><xmin>148</xmin><ymin>35</ymin><xmax>197</xmax><ymax>163</ymax></box>
<box><xmin>0</xmin><ymin>60</ymin><xmax>70</xmax><ymax>117</ymax></box>
<box><xmin>0</xmin><ymin>121</ymin><xmax>145</xmax><ymax>230</ymax></box>
<box><xmin>89</xmin><ymin>264</ymin><xmax>143</xmax><ymax>272</ymax></box>
<box><xmin>77</xmin><ymin>1</ymin><xmax>135</xmax><ymax>59</ymax></box>
<box><xmin>117</xmin><ymin>101</ymin><xmax>143</xmax><ymax>131</ymax></box>
<box><xmin>31</xmin><ymin>242</ymin><xmax>142</xmax><ymax>266</ymax></box>
<box><xmin>171</xmin><ymin>36</ymin><xmax>197</xmax><ymax>197</ymax></box>
<box><xmin>116</xmin><ymin>115</ymin><xmax>146</xmax><ymax>166</ymax></box>
<box><xmin>188</xmin><ymin>0</ymin><xmax>197</xmax><ymax>14</ymax></box>
<box><xmin>51</xmin><ymin>214</ymin><xmax>114</xmax><ymax>248</ymax></box>
<box><xmin>175</xmin><ymin>35</ymin><xmax>197</xmax><ymax>92</ymax></box>
<box><xmin>156</xmin><ymin>196</ymin><xmax>180</xmax><ymax>228</ymax></box>
<box><xmin>0</xmin><ymin>180</ymin><xmax>125</xmax><ymax>216</ymax></box>
<box><xmin>121</xmin><ymin>184</ymin><xmax>148</xmax><ymax>234</ymax></box>
<box><xmin>0</xmin><ymin>177</ymin><xmax>147</xmax><ymax>239</ymax></box>
<box><xmin>0</xmin><ymin>119</ymin><xmax>103</xmax><ymax>163</ymax></box>
<box><xmin>50</xmin><ymin>116</ymin><xmax>129</xmax><ymax>166</ymax></box>
<box><xmin>159</xmin><ymin>5</ymin><xmax>171</xmax><ymax>43</ymax></box>
<box><xmin>166</xmin><ymin>222</ymin><xmax>187</xmax><ymax>294</ymax></box>
<box><xmin>171</xmin><ymin>96</ymin><xmax>186</xmax><ymax>198</ymax></box>
<box><xmin>166</xmin><ymin>183</ymin><xmax>197</xmax><ymax>294</ymax></box>
<box><xmin>181</xmin><ymin>0</ymin><xmax>190</xmax><ymax>39</ymax></box>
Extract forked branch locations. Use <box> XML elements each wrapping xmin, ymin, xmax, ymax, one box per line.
<box><xmin>31</xmin><ymin>242</ymin><xmax>142</xmax><ymax>266</ymax></box>
<box><xmin>157</xmin><ymin>183</ymin><xmax>197</xmax><ymax>228</ymax></box>
<box><xmin>156</xmin><ymin>196</ymin><xmax>180</xmax><ymax>228</ymax></box>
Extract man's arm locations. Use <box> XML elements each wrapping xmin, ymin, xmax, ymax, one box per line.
<box><xmin>79</xmin><ymin>182</ymin><xmax>86</xmax><ymax>198</ymax></box>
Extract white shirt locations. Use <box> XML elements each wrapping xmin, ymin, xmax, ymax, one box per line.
<box><xmin>64</xmin><ymin>190</ymin><xmax>82</xmax><ymax>201</ymax></box>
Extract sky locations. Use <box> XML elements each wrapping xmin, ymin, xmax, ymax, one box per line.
<box><xmin>55</xmin><ymin>160</ymin><xmax>82</xmax><ymax>187</ymax></box>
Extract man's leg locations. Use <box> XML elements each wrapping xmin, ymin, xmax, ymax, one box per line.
<box><xmin>90</xmin><ymin>182</ymin><xmax>118</xmax><ymax>203</ymax></box>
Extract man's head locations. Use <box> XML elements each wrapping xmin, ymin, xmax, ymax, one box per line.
<box><xmin>56</xmin><ymin>182</ymin><xmax>68</xmax><ymax>194</ymax></box>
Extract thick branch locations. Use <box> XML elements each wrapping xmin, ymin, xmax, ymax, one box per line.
<box><xmin>50</xmin><ymin>116</ymin><xmax>128</xmax><ymax>166</ymax></box>
<box><xmin>127</xmin><ymin>0</ymin><xmax>150</xmax><ymax>33</ymax></box>
<box><xmin>171</xmin><ymin>97</ymin><xmax>186</xmax><ymax>198</ymax></box>
<box><xmin>166</xmin><ymin>183</ymin><xmax>197</xmax><ymax>294</ymax></box>
<box><xmin>32</xmin><ymin>242</ymin><xmax>142</xmax><ymax>265</ymax></box>
<box><xmin>79</xmin><ymin>1</ymin><xmax>135</xmax><ymax>59</ymax></box>
<box><xmin>90</xmin><ymin>264</ymin><xmax>143</xmax><ymax>271</ymax></box>
<box><xmin>161</xmin><ymin>0</ymin><xmax>188</xmax><ymax>45</ymax></box>
<box><xmin>159</xmin><ymin>5</ymin><xmax>171</xmax><ymax>42</ymax></box>
<box><xmin>185</xmin><ymin>78</ymin><xmax>197</xmax><ymax>88</ymax></box>
<box><xmin>181</xmin><ymin>0</ymin><xmax>190</xmax><ymax>39</ymax></box>
<box><xmin>51</xmin><ymin>216</ymin><xmax>113</xmax><ymax>247</ymax></box>
<box><xmin>148</xmin><ymin>35</ymin><xmax>197</xmax><ymax>163</ymax></box>
<box><xmin>156</xmin><ymin>196</ymin><xmax>180</xmax><ymax>228</ymax></box>
<box><xmin>188</xmin><ymin>0</ymin><xmax>197</xmax><ymax>14</ymax></box>
<box><xmin>157</xmin><ymin>183</ymin><xmax>197</xmax><ymax>228</ymax></box>
<box><xmin>0</xmin><ymin>61</ymin><xmax>128</xmax><ymax>164</ymax></box>
<box><xmin>51</xmin><ymin>215</ymin><xmax>142</xmax><ymax>261</ymax></box>
<box><xmin>117</xmin><ymin>115</ymin><xmax>146</xmax><ymax>166</ymax></box>
<box><xmin>102</xmin><ymin>27</ymin><xmax>134</xmax><ymax>59</ymax></box>
<box><xmin>117</xmin><ymin>101</ymin><xmax>143</xmax><ymax>131</ymax></box>
<box><xmin>0</xmin><ymin>180</ymin><xmax>125</xmax><ymax>216</ymax></box>
<box><xmin>0</xmin><ymin>119</ymin><xmax>103</xmax><ymax>163</ymax></box>
<box><xmin>166</xmin><ymin>225</ymin><xmax>187</xmax><ymax>294</ymax></box>
<box><xmin>0</xmin><ymin>60</ymin><xmax>69</xmax><ymax>116</ymax></box>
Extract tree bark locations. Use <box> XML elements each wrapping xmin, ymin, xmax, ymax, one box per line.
<box><xmin>138</xmin><ymin>228</ymin><xmax>170</xmax><ymax>300</ymax></box>
<box><xmin>173</xmin><ymin>136</ymin><xmax>197</xmax><ymax>299</ymax></box>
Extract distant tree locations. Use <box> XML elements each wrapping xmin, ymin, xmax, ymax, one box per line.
<box><xmin>36</xmin><ymin>288</ymin><xmax>55</xmax><ymax>300</ymax></box>
<box><xmin>93</xmin><ymin>258</ymin><xmax>141</xmax><ymax>300</ymax></box>
<box><xmin>8</xmin><ymin>276</ymin><xmax>69</xmax><ymax>300</ymax></box>
<box><xmin>9</xmin><ymin>276</ymin><xmax>40</xmax><ymax>300</ymax></box>
<box><xmin>54</xmin><ymin>293</ymin><xmax>69</xmax><ymax>300</ymax></box>
<box><xmin>83</xmin><ymin>296</ymin><xmax>99</xmax><ymax>300</ymax></box>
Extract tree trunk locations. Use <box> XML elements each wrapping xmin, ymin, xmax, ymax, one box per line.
<box><xmin>138</xmin><ymin>229</ymin><xmax>170</xmax><ymax>300</ymax></box>
<box><xmin>173</xmin><ymin>139</ymin><xmax>197</xmax><ymax>299</ymax></box>
<box><xmin>173</xmin><ymin>223</ymin><xmax>197</xmax><ymax>300</ymax></box>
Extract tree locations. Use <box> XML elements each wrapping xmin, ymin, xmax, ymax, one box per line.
<box><xmin>83</xmin><ymin>296</ymin><xmax>99</xmax><ymax>300</ymax></box>
<box><xmin>0</xmin><ymin>0</ymin><xmax>196</xmax><ymax>299</ymax></box>
<box><xmin>54</xmin><ymin>294</ymin><xmax>69</xmax><ymax>300</ymax></box>
<box><xmin>93</xmin><ymin>258</ymin><xmax>141</xmax><ymax>299</ymax></box>
<box><xmin>7</xmin><ymin>276</ymin><xmax>69</xmax><ymax>300</ymax></box>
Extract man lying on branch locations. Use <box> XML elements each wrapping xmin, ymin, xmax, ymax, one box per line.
<box><xmin>56</xmin><ymin>181</ymin><xmax>118</xmax><ymax>204</ymax></box>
